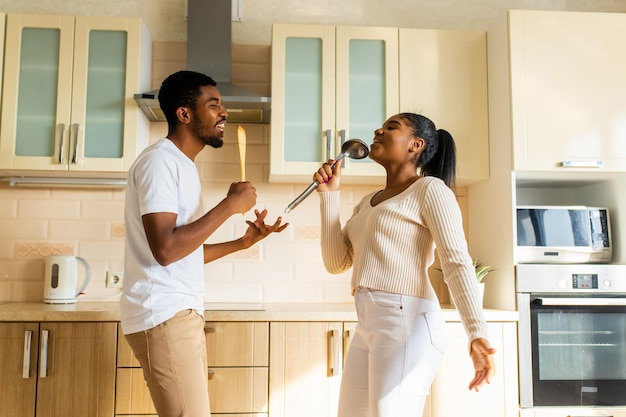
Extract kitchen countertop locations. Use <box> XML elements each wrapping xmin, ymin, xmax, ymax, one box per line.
<box><xmin>0</xmin><ymin>302</ymin><xmax>518</xmax><ymax>322</ymax></box>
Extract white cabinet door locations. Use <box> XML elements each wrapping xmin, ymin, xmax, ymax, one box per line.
<box><xmin>270</xmin><ymin>24</ymin><xmax>395</xmax><ymax>185</ymax></box>
<box><xmin>509</xmin><ymin>10</ymin><xmax>626</xmax><ymax>172</ymax></box>
<box><xmin>269</xmin><ymin>321</ymin><xmax>357</xmax><ymax>417</ymax></box>
<box><xmin>0</xmin><ymin>14</ymin><xmax>150</xmax><ymax>174</ymax></box>
<box><xmin>399</xmin><ymin>28</ymin><xmax>489</xmax><ymax>186</ymax></box>
<box><xmin>428</xmin><ymin>322</ymin><xmax>519</xmax><ymax>417</ymax></box>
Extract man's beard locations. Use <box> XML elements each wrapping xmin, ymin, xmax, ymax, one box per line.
<box><xmin>201</xmin><ymin>135</ymin><xmax>223</xmax><ymax>149</ymax></box>
<box><xmin>191</xmin><ymin>117</ymin><xmax>224</xmax><ymax>149</ymax></box>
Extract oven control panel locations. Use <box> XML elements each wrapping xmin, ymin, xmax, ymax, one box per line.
<box><xmin>572</xmin><ymin>273</ymin><xmax>598</xmax><ymax>289</ymax></box>
<box><xmin>517</xmin><ymin>264</ymin><xmax>626</xmax><ymax>293</ymax></box>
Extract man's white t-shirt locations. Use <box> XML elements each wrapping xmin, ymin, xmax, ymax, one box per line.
<box><xmin>121</xmin><ymin>138</ymin><xmax>205</xmax><ymax>335</ymax></box>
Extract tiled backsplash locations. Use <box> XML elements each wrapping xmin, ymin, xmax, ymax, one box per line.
<box><xmin>0</xmin><ymin>42</ymin><xmax>464</xmax><ymax>304</ymax></box>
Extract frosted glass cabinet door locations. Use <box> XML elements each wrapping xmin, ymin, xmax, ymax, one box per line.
<box><xmin>0</xmin><ymin>14</ymin><xmax>75</xmax><ymax>171</ymax></box>
<box><xmin>70</xmin><ymin>16</ymin><xmax>147</xmax><ymax>172</ymax></box>
<box><xmin>335</xmin><ymin>26</ymin><xmax>397</xmax><ymax>179</ymax></box>
<box><xmin>270</xmin><ymin>24</ymin><xmax>336</xmax><ymax>181</ymax></box>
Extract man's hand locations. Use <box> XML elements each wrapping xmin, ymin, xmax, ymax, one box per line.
<box><xmin>241</xmin><ymin>209</ymin><xmax>289</xmax><ymax>247</ymax></box>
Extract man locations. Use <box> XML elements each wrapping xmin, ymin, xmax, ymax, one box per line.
<box><xmin>121</xmin><ymin>70</ymin><xmax>288</xmax><ymax>417</ymax></box>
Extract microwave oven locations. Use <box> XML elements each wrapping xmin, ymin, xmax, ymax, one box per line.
<box><xmin>516</xmin><ymin>205</ymin><xmax>611</xmax><ymax>263</ymax></box>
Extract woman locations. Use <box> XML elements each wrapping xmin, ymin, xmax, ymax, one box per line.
<box><xmin>314</xmin><ymin>113</ymin><xmax>496</xmax><ymax>417</ymax></box>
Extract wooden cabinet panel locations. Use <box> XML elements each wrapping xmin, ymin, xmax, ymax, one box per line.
<box><xmin>0</xmin><ymin>322</ymin><xmax>39</xmax><ymax>417</ymax></box>
<box><xmin>270</xmin><ymin>321</ymin><xmax>517</xmax><ymax>417</ymax></box>
<box><xmin>427</xmin><ymin>322</ymin><xmax>518</xmax><ymax>417</ymax></box>
<box><xmin>0</xmin><ymin>321</ymin><xmax>116</xmax><ymax>417</ymax></box>
<box><xmin>506</xmin><ymin>10</ymin><xmax>626</xmax><ymax>172</ymax></box>
<box><xmin>116</xmin><ymin>321</ymin><xmax>270</xmax><ymax>416</ymax></box>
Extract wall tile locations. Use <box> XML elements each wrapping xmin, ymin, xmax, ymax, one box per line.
<box><xmin>17</xmin><ymin>199</ymin><xmax>80</xmax><ymax>219</ymax></box>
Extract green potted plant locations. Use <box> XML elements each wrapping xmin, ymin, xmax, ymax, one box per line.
<box><xmin>473</xmin><ymin>258</ymin><xmax>495</xmax><ymax>283</ymax></box>
<box><xmin>473</xmin><ymin>258</ymin><xmax>495</xmax><ymax>306</ymax></box>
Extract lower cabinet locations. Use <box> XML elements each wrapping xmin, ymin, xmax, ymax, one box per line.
<box><xmin>268</xmin><ymin>322</ymin><xmax>356</xmax><ymax>417</ymax></box>
<box><xmin>0</xmin><ymin>321</ymin><xmax>117</xmax><ymax>417</ymax></box>
<box><xmin>269</xmin><ymin>321</ymin><xmax>518</xmax><ymax>417</ymax></box>
<box><xmin>425</xmin><ymin>321</ymin><xmax>519</xmax><ymax>417</ymax></box>
<box><xmin>115</xmin><ymin>321</ymin><xmax>269</xmax><ymax>417</ymax></box>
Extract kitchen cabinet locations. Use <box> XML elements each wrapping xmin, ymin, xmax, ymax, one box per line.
<box><xmin>0</xmin><ymin>13</ymin><xmax>151</xmax><ymax>175</ymax></box>
<box><xmin>500</xmin><ymin>10</ymin><xmax>626</xmax><ymax>172</ymax></box>
<box><xmin>426</xmin><ymin>321</ymin><xmax>519</xmax><ymax>417</ymax></box>
<box><xmin>268</xmin><ymin>321</ymin><xmax>356</xmax><ymax>417</ymax></box>
<box><xmin>115</xmin><ymin>321</ymin><xmax>269</xmax><ymax>417</ymax></box>
<box><xmin>0</xmin><ymin>321</ymin><xmax>117</xmax><ymax>417</ymax></box>
<box><xmin>399</xmin><ymin>28</ymin><xmax>489</xmax><ymax>186</ymax></box>
<box><xmin>269</xmin><ymin>321</ymin><xmax>518</xmax><ymax>417</ymax></box>
<box><xmin>270</xmin><ymin>24</ymin><xmax>397</xmax><ymax>184</ymax></box>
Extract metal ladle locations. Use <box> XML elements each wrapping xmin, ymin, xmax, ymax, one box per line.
<box><xmin>284</xmin><ymin>138</ymin><xmax>370</xmax><ymax>213</ymax></box>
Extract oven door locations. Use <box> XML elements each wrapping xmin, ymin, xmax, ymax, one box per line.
<box><xmin>529</xmin><ymin>294</ymin><xmax>626</xmax><ymax>406</ymax></box>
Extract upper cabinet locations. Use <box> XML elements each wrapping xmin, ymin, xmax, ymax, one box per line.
<box><xmin>270</xmin><ymin>24</ymin><xmax>397</xmax><ymax>184</ymax></box>
<box><xmin>399</xmin><ymin>29</ymin><xmax>489</xmax><ymax>186</ymax></box>
<box><xmin>270</xmin><ymin>23</ymin><xmax>490</xmax><ymax>186</ymax></box>
<box><xmin>504</xmin><ymin>10</ymin><xmax>626</xmax><ymax>172</ymax></box>
<box><xmin>0</xmin><ymin>14</ymin><xmax>151</xmax><ymax>175</ymax></box>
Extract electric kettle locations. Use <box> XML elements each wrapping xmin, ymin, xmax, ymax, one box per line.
<box><xmin>43</xmin><ymin>255</ymin><xmax>92</xmax><ymax>304</ymax></box>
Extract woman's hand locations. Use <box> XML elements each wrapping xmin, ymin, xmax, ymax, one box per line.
<box><xmin>314</xmin><ymin>159</ymin><xmax>342</xmax><ymax>192</ymax></box>
<box><xmin>468</xmin><ymin>338</ymin><xmax>496</xmax><ymax>391</ymax></box>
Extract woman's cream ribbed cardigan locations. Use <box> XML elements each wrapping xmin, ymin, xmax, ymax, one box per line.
<box><xmin>319</xmin><ymin>176</ymin><xmax>489</xmax><ymax>341</ymax></box>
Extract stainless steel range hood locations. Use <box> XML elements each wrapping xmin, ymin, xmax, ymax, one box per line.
<box><xmin>134</xmin><ymin>0</ymin><xmax>271</xmax><ymax>124</ymax></box>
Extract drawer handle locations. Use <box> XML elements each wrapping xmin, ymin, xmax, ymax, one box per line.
<box><xmin>40</xmin><ymin>330</ymin><xmax>49</xmax><ymax>378</ymax></box>
<box><xmin>22</xmin><ymin>331</ymin><xmax>32</xmax><ymax>379</ymax></box>
<box><xmin>323</xmin><ymin>129</ymin><xmax>332</xmax><ymax>161</ymax></box>
<box><xmin>70</xmin><ymin>123</ymin><xmax>79</xmax><ymax>164</ymax></box>
<box><xmin>204</xmin><ymin>323</ymin><xmax>216</xmax><ymax>333</ymax></box>
<box><xmin>57</xmin><ymin>124</ymin><xmax>66</xmax><ymax>164</ymax></box>
<box><xmin>560</xmin><ymin>160</ymin><xmax>604</xmax><ymax>168</ymax></box>
<box><xmin>207</xmin><ymin>369</ymin><xmax>216</xmax><ymax>380</ymax></box>
<box><xmin>328</xmin><ymin>329</ymin><xmax>340</xmax><ymax>376</ymax></box>
<box><xmin>343</xmin><ymin>329</ymin><xmax>352</xmax><ymax>366</ymax></box>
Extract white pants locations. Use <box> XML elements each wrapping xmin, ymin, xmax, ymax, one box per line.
<box><xmin>338</xmin><ymin>288</ymin><xmax>446</xmax><ymax>417</ymax></box>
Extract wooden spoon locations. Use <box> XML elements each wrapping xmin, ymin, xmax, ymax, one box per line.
<box><xmin>237</xmin><ymin>125</ymin><xmax>246</xmax><ymax>182</ymax></box>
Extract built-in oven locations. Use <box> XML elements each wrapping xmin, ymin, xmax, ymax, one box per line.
<box><xmin>517</xmin><ymin>264</ymin><xmax>626</xmax><ymax>413</ymax></box>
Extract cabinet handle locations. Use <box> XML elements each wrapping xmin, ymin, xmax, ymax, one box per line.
<box><xmin>70</xmin><ymin>123</ymin><xmax>79</xmax><ymax>164</ymax></box>
<box><xmin>560</xmin><ymin>160</ymin><xmax>604</xmax><ymax>168</ymax></box>
<box><xmin>339</xmin><ymin>130</ymin><xmax>346</xmax><ymax>154</ymax></box>
<box><xmin>328</xmin><ymin>329</ymin><xmax>340</xmax><ymax>376</ymax></box>
<box><xmin>207</xmin><ymin>369</ymin><xmax>216</xmax><ymax>380</ymax></box>
<box><xmin>324</xmin><ymin>129</ymin><xmax>332</xmax><ymax>161</ymax></box>
<box><xmin>343</xmin><ymin>329</ymin><xmax>352</xmax><ymax>365</ymax></box>
<box><xmin>22</xmin><ymin>331</ymin><xmax>32</xmax><ymax>379</ymax></box>
<box><xmin>57</xmin><ymin>124</ymin><xmax>66</xmax><ymax>164</ymax></box>
<box><xmin>39</xmin><ymin>330</ymin><xmax>49</xmax><ymax>378</ymax></box>
<box><xmin>204</xmin><ymin>323</ymin><xmax>216</xmax><ymax>333</ymax></box>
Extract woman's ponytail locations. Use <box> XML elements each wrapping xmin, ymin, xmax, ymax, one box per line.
<box><xmin>421</xmin><ymin>129</ymin><xmax>456</xmax><ymax>190</ymax></box>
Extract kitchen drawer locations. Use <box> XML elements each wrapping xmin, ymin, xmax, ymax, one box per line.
<box><xmin>117</xmin><ymin>321</ymin><xmax>269</xmax><ymax>367</ymax></box>
<box><xmin>115</xmin><ymin>367</ymin><xmax>268</xmax><ymax>414</ymax></box>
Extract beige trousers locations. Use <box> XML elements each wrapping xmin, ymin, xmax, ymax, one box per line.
<box><xmin>125</xmin><ymin>309</ymin><xmax>210</xmax><ymax>417</ymax></box>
